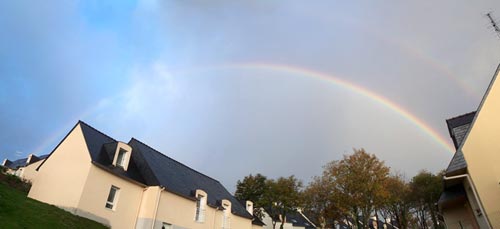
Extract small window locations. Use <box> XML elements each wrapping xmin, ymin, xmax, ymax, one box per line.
<box><xmin>105</xmin><ymin>185</ymin><xmax>120</xmax><ymax>210</ymax></box>
<box><xmin>116</xmin><ymin>149</ymin><xmax>127</xmax><ymax>168</ymax></box>
<box><xmin>195</xmin><ymin>194</ymin><xmax>205</xmax><ymax>222</ymax></box>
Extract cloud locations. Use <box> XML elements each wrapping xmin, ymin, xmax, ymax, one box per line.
<box><xmin>124</xmin><ymin>62</ymin><xmax>180</xmax><ymax>114</ymax></box>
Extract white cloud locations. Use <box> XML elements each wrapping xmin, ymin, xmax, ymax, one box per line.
<box><xmin>124</xmin><ymin>62</ymin><xmax>180</xmax><ymax>114</ymax></box>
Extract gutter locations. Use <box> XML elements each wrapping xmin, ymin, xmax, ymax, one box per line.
<box><xmin>443</xmin><ymin>174</ymin><xmax>491</xmax><ymax>229</ymax></box>
<box><xmin>151</xmin><ymin>186</ymin><xmax>165</xmax><ymax>229</ymax></box>
<box><xmin>133</xmin><ymin>187</ymin><xmax>148</xmax><ymax>228</ymax></box>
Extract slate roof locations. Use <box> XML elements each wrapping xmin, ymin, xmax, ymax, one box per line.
<box><xmin>40</xmin><ymin>121</ymin><xmax>252</xmax><ymax>220</ymax></box>
<box><xmin>446</xmin><ymin>111</ymin><xmax>476</xmax><ymax>150</ymax></box>
<box><xmin>4</xmin><ymin>154</ymin><xmax>49</xmax><ymax>170</ymax></box>
<box><xmin>285</xmin><ymin>211</ymin><xmax>316</xmax><ymax>229</ymax></box>
<box><xmin>128</xmin><ymin>138</ymin><xmax>253</xmax><ymax>219</ymax></box>
<box><xmin>444</xmin><ymin>112</ymin><xmax>476</xmax><ymax>176</ymax></box>
<box><xmin>252</xmin><ymin>217</ymin><xmax>266</xmax><ymax>226</ymax></box>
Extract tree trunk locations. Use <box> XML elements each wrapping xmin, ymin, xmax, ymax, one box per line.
<box><xmin>428</xmin><ymin>202</ymin><xmax>439</xmax><ymax>229</ymax></box>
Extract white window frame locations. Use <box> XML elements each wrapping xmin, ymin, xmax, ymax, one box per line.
<box><xmin>116</xmin><ymin>149</ymin><xmax>127</xmax><ymax>168</ymax></box>
<box><xmin>222</xmin><ymin>200</ymin><xmax>231</xmax><ymax>229</ymax></box>
<box><xmin>195</xmin><ymin>194</ymin><xmax>206</xmax><ymax>222</ymax></box>
<box><xmin>105</xmin><ymin>185</ymin><xmax>120</xmax><ymax>210</ymax></box>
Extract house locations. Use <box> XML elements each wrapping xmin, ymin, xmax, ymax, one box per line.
<box><xmin>2</xmin><ymin>153</ymin><xmax>48</xmax><ymax>181</ymax></box>
<box><xmin>438</xmin><ymin>65</ymin><xmax>500</xmax><ymax>228</ymax></box>
<box><xmin>27</xmin><ymin>121</ymin><xmax>262</xmax><ymax>229</ymax></box>
<box><xmin>261</xmin><ymin>209</ymin><xmax>316</xmax><ymax>229</ymax></box>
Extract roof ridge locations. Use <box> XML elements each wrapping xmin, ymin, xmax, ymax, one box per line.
<box><xmin>78</xmin><ymin>120</ymin><xmax>117</xmax><ymax>142</ymax></box>
<box><xmin>129</xmin><ymin>137</ymin><xmax>222</xmax><ymax>184</ymax></box>
<box><xmin>446</xmin><ymin>111</ymin><xmax>476</xmax><ymax>122</ymax></box>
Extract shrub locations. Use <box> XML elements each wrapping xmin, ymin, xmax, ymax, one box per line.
<box><xmin>0</xmin><ymin>171</ymin><xmax>31</xmax><ymax>193</ymax></box>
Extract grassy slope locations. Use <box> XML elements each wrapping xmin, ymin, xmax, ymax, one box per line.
<box><xmin>0</xmin><ymin>172</ymin><xmax>108</xmax><ymax>229</ymax></box>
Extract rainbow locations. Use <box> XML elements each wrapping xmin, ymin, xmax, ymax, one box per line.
<box><xmin>214</xmin><ymin>62</ymin><xmax>455</xmax><ymax>153</ymax></box>
<box><xmin>330</xmin><ymin>16</ymin><xmax>480</xmax><ymax>99</ymax></box>
<box><xmin>32</xmin><ymin>62</ymin><xmax>455</xmax><ymax>155</ymax></box>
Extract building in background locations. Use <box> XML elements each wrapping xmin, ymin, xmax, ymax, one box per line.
<box><xmin>2</xmin><ymin>153</ymin><xmax>48</xmax><ymax>181</ymax></box>
<box><xmin>261</xmin><ymin>209</ymin><xmax>316</xmax><ymax>229</ymax></box>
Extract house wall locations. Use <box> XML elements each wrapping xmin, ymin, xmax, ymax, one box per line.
<box><xmin>28</xmin><ymin>123</ymin><xmax>93</xmax><ymax>212</ymax></box>
<box><xmin>19</xmin><ymin>159</ymin><xmax>44</xmax><ymax>182</ymax></box>
<box><xmin>76</xmin><ymin>165</ymin><xmax>145</xmax><ymax>228</ymax></box>
<box><xmin>461</xmin><ymin>70</ymin><xmax>500</xmax><ymax>228</ymax></box>
<box><xmin>442</xmin><ymin>201</ymin><xmax>478</xmax><ymax>229</ymax></box>
<box><xmin>142</xmin><ymin>190</ymin><xmax>253</xmax><ymax>229</ymax></box>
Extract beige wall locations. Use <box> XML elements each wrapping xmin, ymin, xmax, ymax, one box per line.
<box><xmin>461</xmin><ymin>71</ymin><xmax>500</xmax><ymax>228</ymax></box>
<box><xmin>26</xmin><ymin>122</ymin><xmax>254</xmax><ymax>229</ymax></box>
<box><xmin>20</xmin><ymin>159</ymin><xmax>44</xmax><ymax>182</ymax></box>
<box><xmin>28</xmin><ymin>123</ymin><xmax>93</xmax><ymax>211</ymax></box>
<box><xmin>77</xmin><ymin>165</ymin><xmax>145</xmax><ymax>228</ymax></box>
<box><xmin>145</xmin><ymin>190</ymin><xmax>253</xmax><ymax>229</ymax></box>
<box><xmin>442</xmin><ymin>202</ymin><xmax>478</xmax><ymax>229</ymax></box>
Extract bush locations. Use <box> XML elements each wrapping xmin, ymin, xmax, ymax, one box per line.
<box><xmin>0</xmin><ymin>171</ymin><xmax>31</xmax><ymax>193</ymax></box>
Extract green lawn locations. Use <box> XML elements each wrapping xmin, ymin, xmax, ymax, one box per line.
<box><xmin>0</xmin><ymin>172</ymin><xmax>108</xmax><ymax>229</ymax></box>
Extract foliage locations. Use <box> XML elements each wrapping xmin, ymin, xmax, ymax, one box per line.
<box><xmin>0</xmin><ymin>169</ymin><xmax>31</xmax><ymax>193</ymax></box>
<box><xmin>409</xmin><ymin>170</ymin><xmax>444</xmax><ymax>229</ymax></box>
<box><xmin>236</xmin><ymin>150</ymin><xmax>446</xmax><ymax>229</ymax></box>
<box><xmin>382</xmin><ymin>173</ymin><xmax>411</xmax><ymax>229</ymax></box>
<box><xmin>323</xmin><ymin>148</ymin><xmax>390</xmax><ymax>228</ymax></box>
<box><xmin>234</xmin><ymin>173</ymin><xmax>268</xmax><ymax>220</ymax></box>
<box><xmin>263</xmin><ymin>176</ymin><xmax>303</xmax><ymax>229</ymax></box>
<box><xmin>303</xmin><ymin>175</ymin><xmax>342</xmax><ymax>228</ymax></box>
<box><xmin>0</xmin><ymin>181</ymin><xmax>107</xmax><ymax>228</ymax></box>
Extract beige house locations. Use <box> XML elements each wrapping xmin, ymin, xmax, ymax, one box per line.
<box><xmin>26</xmin><ymin>121</ymin><xmax>262</xmax><ymax>229</ymax></box>
<box><xmin>439</xmin><ymin>65</ymin><xmax>500</xmax><ymax>229</ymax></box>
<box><xmin>2</xmin><ymin>153</ymin><xmax>48</xmax><ymax>182</ymax></box>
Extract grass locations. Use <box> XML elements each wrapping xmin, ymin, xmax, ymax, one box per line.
<box><xmin>0</xmin><ymin>168</ymin><xmax>108</xmax><ymax>229</ymax></box>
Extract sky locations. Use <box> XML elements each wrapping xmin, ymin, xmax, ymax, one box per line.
<box><xmin>2</xmin><ymin>0</ymin><xmax>500</xmax><ymax>192</ymax></box>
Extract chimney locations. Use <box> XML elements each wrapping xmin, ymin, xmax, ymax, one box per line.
<box><xmin>2</xmin><ymin>159</ymin><xmax>11</xmax><ymax>167</ymax></box>
<box><xmin>245</xmin><ymin>200</ymin><xmax>254</xmax><ymax>215</ymax></box>
<box><xmin>26</xmin><ymin>154</ymin><xmax>33</xmax><ymax>164</ymax></box>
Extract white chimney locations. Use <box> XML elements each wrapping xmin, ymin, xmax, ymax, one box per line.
<box><xmin>26</xmin><ymin>154</ymin><xmax>33</xmax><ymax>164</ymax></box>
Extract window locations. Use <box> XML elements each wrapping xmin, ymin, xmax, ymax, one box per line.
<box><xmin>222</xmin><ymin>202</ymin><xmax>231</xmax><ymax>229</ymax></box>
<box><xmin>195</xmin><ymin>194</ymin><xmax>206</xmax><ymax>222</ymax></box>
<box><xmin>116</xmin><ymin>149</ymin><xmax>127</xmax><ymax>168</ymax></box>
<box><xmin>105</xmin><ymin>185</ymin><xmax>120</xmax><ymax>210</ymax></box>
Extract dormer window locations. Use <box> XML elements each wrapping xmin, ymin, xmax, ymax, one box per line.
<box><xmin>116</xmin><ymin>149</ymin><xmax>127</xmax><ymax>168</ymax></box>
<box><xmin>112</xmin><ymin>142</ymin><xmax>132</xmax><ymax>171</ymax></box>
<box><xmin>194</xmin><ymin>189</ymin><xmax>207</xmax><ymax>223</ymax></box>
<box><xmin>221</xmin><ymin>199</ymin><xmax>231</xmax><ymax>229</ymax></box>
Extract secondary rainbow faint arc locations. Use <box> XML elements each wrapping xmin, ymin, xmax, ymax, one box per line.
<box><xmin>220</xmin><ymin>62</ymin><xmax>455</xmax><ymax>153</ymax></box>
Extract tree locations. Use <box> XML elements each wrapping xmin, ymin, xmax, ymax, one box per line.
<box><xmin>409</xmin><ymin>170</ymin><xmax>444</xmax><ymax>229</ymax></box>
<box><xmin>322</xmin><ymin>148</ymin><xmax>390</xmax><ymax>228</ymax></box>
<box><xmin>234</xmin><ymin>173</ymin><xmax>268</xmax><ymax>220</ymax></box>
<box><xmin>303</xmin><ymin>175</ymin><xmax>344</xmax><ymax>228</ymax></box>
<box><xmin>262</xmin><ymin>176</ymin><xmax>303</xmax><ymax>229</ymax></box>
<box><xmin>382</xmin><ymin>173</ymin><xmax>411</xmax><ymax>229</ymax></box>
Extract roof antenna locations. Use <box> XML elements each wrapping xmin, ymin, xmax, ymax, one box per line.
<box><xmin>486</xmin><ymin>12</ymin><xmax>500</xmax><ymax>38</ymax></box>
